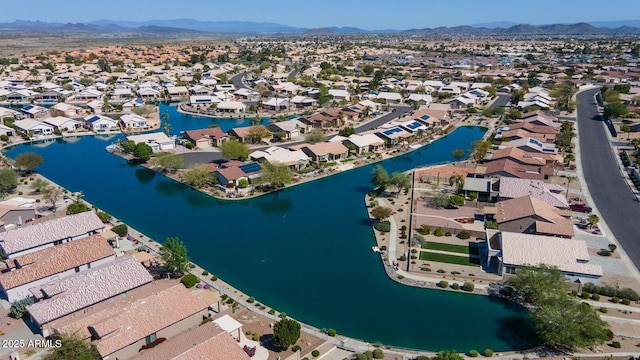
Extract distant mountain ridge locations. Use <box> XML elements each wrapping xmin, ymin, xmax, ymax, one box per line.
<box><xmin>0</xmin><ymin>18</ymin><xmax>639</xmax><ymax>35</ymax></box>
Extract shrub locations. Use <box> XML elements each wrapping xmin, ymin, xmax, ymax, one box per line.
<box><xmin>292</xmin><ymin>345</ymin><xmax>302</xmax><ymax>352</ymax></box>
<box><xmin>268</xmin><ymin>309</ymin><xmax>276</xmax><ymax>315</ymax></box>
<box><xmin>451</xmin><ymin>283</ymin><xmax>460</xmax><ymax>290</ymax></box>
<box><xmin>202</xmin><ymin>271</ymin><xmax>209</xmax><ymax>276</ymax></box>
<box><xmin>237</xmin><ymin>178</ymin><xmax>249</xmax><ymax>188</ymax></box>
<box><xmin>180</xmin><ymin>274</ymin><xmax>198</xmax><ymax>288</ymax></box>
<box><xmin>591</xmin><ymin>293</ymin><xmax>600</xmax><ymax>301</ymax></box>
<box><xmin>374</xmin><ymin>221</ymin><xmax>391</xmax><ymax>232</ymax></box>
<box><xmin>437</xmin><ymin>269</ymin><xmax>445</xmax><ymax>273</ymax></box>
<box><xmin>312</xmin><ymin>349</ymin><xmax>320</xmax><ymax>357</ymax></box>
<box><xmin>0</xmin><ymin>134</ymin><xmax>8</xmax><ymax>142</ymax></box>
<box><xmin>211</xmin><ymin>275</ymin><xmax>218</xmax><ymax>281</ymax></box>
<box><xmin>612</xmin><ymin>296</ymin><xmax>620</xmax><ymax>304</ymax></box>
<box><xmin>247</xmin><ymin>296</ymin><xmax>255</xmax><ymax>303</ymax></box>
<box><xmin>581</xmin><ymin>292</ymin><xmax>590</xmax><ymax>299</ymax></box>
<box><xmin>611</xmin><ymin>341</ymin><xmax>621</xmax><ymax>348</ymax></box>
<box><xmin>438</xmin><ymin>280</ymin><xmax>449</xmax><ymax>288</ymax></box>
<box><xmin>10</xmin><ymin>297</ymin><xmax>34</xmax><ymax>318</ymax></box>
<box><xmin>608</xmin><ymin>244</ymin><xmax>617</xmax><ymax>252</ymax></box>
<box><xmin>451</xmin><ymin>271</ymin><xmax>461</xmax><ymax>275</ymax></box>
<box><xmin>253</xmin><ymin>333</ymin><xmax>259</xmax><ymax>342</ymax></box>
<box><xmin>469</xmin><ymin>350</ymin><xmax>479</xmax><ymax>357</ymax></box>
<box><xmin>97</xmin><ymin>211</ymin><xmax>112</xmax><ymax>224</ymax></box>
<box><xmin>444</xmin><ymin>231</ymin><xmax>452</xmax><ymax>237</ymax></box>
<box><xmin>623</xmin><ymin>298</ymin><xmax>631</xmax><ymax>305</ymax></box>
<box><xmin>327</xmin><ymin>328</ymin><xmax>336</xmax><ymax>337</ymax></box>
<box><xmin>111</xmin><ymin>224</ymin><xmax>128</xmax><ymax>237</ymax></box>
<box><xmin>372</xmin><ymin>348</ymin><xmax>384</xmax><ymax>359</ymax></box>
<box><xmin>463</xmin><ymin>282</ymin><xmax>475</xmax><ymax>292</ymax></box>
<box><xmin>484</xmin><ymin>349</ymin><xmax>493</xmax><ymax>357</ymax></box>
<box><xmin>184</xmin><ymin>140</ymin><xmax>195</xmax><ymax>149</ymax></box>
<box><xmin>398</xmin><ymin>255</ymin><xmax>407</xmax><ymax>261</ymax></box>
<box><xmin>599</xmin><ymin>307</ymin><xmax>608</xmax><ymax>313</ymax></box>
<box><xmin>456</xmin><ymin>231</ymin><xmax>470</xmax><ymax>239</ymax></box>
<box><xmin>434</xmin><ymin>228</ymin><xmax>445</xmax><ymax>237</ymax></box>
<box><xmin>417</xmin><ymin>224</ymin><xmax>431</xmax><ymax>235</ymax></box>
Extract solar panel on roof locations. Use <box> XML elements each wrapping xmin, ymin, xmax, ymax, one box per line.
<box><xmin>420</xmin><ymin>114</ymin><xmax>431</xmax><ymax>120</ymax></box>
<box><xmin>406</xmin><ymin>121</ymin><xmax>422</xmax><ymax>130</ymax></box>
<box><xmin>88</xmin><ymin>115</ymin><xmax>100</xmax><ymax>122</ymax></box>
<box><xmin>23</xmin><ymin>105</ymin><xmax>34</xmax><ymax>111</ymax></box>
<box><xmin>239</xmin><ymin>163</ymin><xmax>262</xmax><ymax>173</ymax></box>
<box><xmin>382</xmin><ymin>128</ymin><xmax>402</xmax><ymax>135</ymax></box>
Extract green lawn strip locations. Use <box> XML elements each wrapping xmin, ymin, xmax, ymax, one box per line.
<box><xmin>418</xmin><ymin>251</ymin><xmax>480</xmax><ymax>267</ymax></box>
<box><xmin>421</xmin><ymin>242</ymin><xmax>469</xmax><ymax>254</ymax></box>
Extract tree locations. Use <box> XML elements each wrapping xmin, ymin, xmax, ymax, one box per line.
<box><xmin>304</xmin><ymin>129</ymin><xmax>325</xmax><ymax>144</ymax></box>
<box><xmin>449</xmin><ymin>194</ymin><xmax>465</xmax><ymax>207</ymax></box>
<box><xmin>532</xmin><ymin>296</ymin><xmax>610</xmax><ymax>351</ymax></box>
<box><xmin>0</xmin><ymin>168</ymin><xmax>18</xmax><ymax>193</ymax></box>
<box><xmin>10</xmin><ymin>297</ymin><xmax>34</xmax><ymax>318</ymax></box>
<box><xmin>371</xmin><ymin>165</ymin><xmax>389</xmax><ymax>189</ymax></box>
<box><xmin>15</xmin><ymin>152</ymin><xmax>44</xmax><ymax>173</ymax></box>
<box><xmin>155</xmin><ymin>154</ymin><xmax>184</xmax><ymax>173</ymax></box>
<box><xmin>621</xmin><ymin>124</ymin><xmax>631</xmax><ymax>140</ymax></box>
<box><xmin>96</xmin><ymin>211</ymin><xmax>112</xmax><ymax>224</ymax></box>
<box><xmin>471</xmin><ymin>140</ymin><xmax>492</xmax><ymax>162</ymax></box>
<box><xmin>338</xmin><ymin>126</ymin><xmax>356</xmax><ymax>137</ymax></box>
<box><xmin>388</xmin><ymin>172</ymin><xmax>411</xmax><ymax>196</ymax></box>
<box><xmin>507</xmin><ymin>265</ymin><xmax>569</xmax><ymax>306</ymax></box>
<box><xmin>220</xmin><ymin>139</ymin><xmax>250</xmax><ymax>161</ymax></box>
<box><xmin>370</xmin><ymin>206</ymin><xmax>393</xmax><ymax>221</ymax></box>
<box><xmin>247</xmin><ymin>126</ymin><xmax>272</xmax><ymax>144</ymax></box>
<box><xmin>42</xmin><ymin>185</ymin><xmax>62</xmax><ymax>213</ymax></box>
<box><xmin>432</xmin><ymin>350</ymin><xmax>464</xmax><ymax>360</ymax></box>
<box><xmin>180</xmin><ymin>164</ymin><xmax>215</xmax><ymax>188</ymax></box>
<box><xmin>30</xmin><ymin>178</ymin><xmax>49</xmax><ymax>193</ymax></box>
<box><xmin>273</xmin><ymin>318</ymin><xmax>301</xmax><ymax>350</ymax></box>
<box><xmin>161</xmin><ymin>113</ymin><xmax>172</xmax><ymax>135</ymax></box>
<box><xmin>430</xmin><ymin>193</ymin><xmax>450</xmax><ymax>208</ymax></box>
<box><xmin>449</xmin><ymin>174</ymin><xmax>465</xmax><ymax>193</ymax></box>
<box><xmin>604</xmin><ymin>102</ymin><xmax>628</xmax><ymax>118</ymax></box>
<box><xmin>565</xmin><ymin>175</ymin><xmax>576</xmax><ymax>198</ymax></box>
<box><xmin>468</xmin><ymin>192</ymin><xmax>478</xmax><ymax>201</ymax></box>
<box><xmin>121</xmin><ymin>140</ymin><xmax>136</xmax><ymax>153</ymax></box>
<box><xmin>133</xmin><ymin>142</ymin><xmax>153</xmax><ymax>161</ymax></box>
<box><xmin>160</xmin><ymin>237</ymin><xmax>191</xmax><ymax>276</ymax></box>
<box><xmin>452</xmin><ymin>148</ymin><xmax>465</xmax><ymax>161</ymax></box>
<box><xmin>44</xmin><ymin>333</ymin><xmax>100</xmax><ymax>360</ymax></box>
<box><xmin>587</xmin><ymin>214</ymin><xmax>600</xmax><ymax>229</ymax></box>
<box><xmin>256</xmin><ymin>162</ymin><xmax>293</xmax><ymax>189</ymax></box>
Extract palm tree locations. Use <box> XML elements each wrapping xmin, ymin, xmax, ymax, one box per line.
<box><xmin>161</xmin><ymin>113</ymin><xmax>171</xmax><ymax>135</ymax></box>
<box><xmin>621</xmin><ymin>124</ymin><xmax>631</xmax><ymax>140</ymax></box>
<box><xmin>449</xmin><ymin>174</ymin><xmax>465</xmax><ymax>194</ymax></box>
<box><xmin>564</xmin><ymin>153</ymin><xmax>575</xmax><ymax>167</ymax></box>
<box><xmin>565</xmin><ymin>176</ymin><xmax>577</xmax><ymax>198</ymax></box>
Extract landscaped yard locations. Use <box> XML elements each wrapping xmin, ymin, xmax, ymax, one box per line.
<box><xmin>421</xmin><ymin>242</ymin><xmax>479</xmax><ymax>255</ymax></box>
<box><xmin>419</xmin><ymin>251</ymin><xmax>480</xmax><ymax>267</ymax></box>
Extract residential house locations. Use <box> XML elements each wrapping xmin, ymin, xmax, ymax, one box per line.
<box><xmin>68</xmin><ymin>88</ymin><xmax>103</xmax><ymax>103</ymax></box>
<box><xmin>0</xmin><ymin>124</ymin><xmax>15</xmax><ymax>137</ymax></box>
<box><xmin>29</xmin><ymin>256</ymin><xmax>153</xmax><ymax>336</ymax></box>
<box><xmin>43</xmin><ymin>116</ymin><xmax>82</xmax><ymax>131</ymax></box>
<box><xmin>165</xmin><ymin>86</ymin><xmax>189</xmax><ymax>100</ymax></box>
<box><xmin>52</xmin><ymin>281</ymin><xmax>209</xmax><ymax>360</ymax></box>
<box><xmin>111</xmin><ymin>87</ymin><xmax>133</xmax><ymax>101</ymax></box>
<box><xmin>489</xmin><ymin>195</ymin><xmax>574</xmax><ymax>238</ymax></box>
<box><xmin>13</xmin><ymin>119</ymin><xmax>54</xmax><ymax>135</ymax></box>
<box><xmin>483</xmin><ymin>158</ymin><xmax>549</xmax><ymax>180</ymax></box>
<box><xmin>217</xmin><ymin>101</ymin><xmax>246</xmax><ymax>113</ymax></box>
<box><xmin>407</xmin><ymin>94</ymin><xmax>433</xmax><ymax>106</ymax></box>
<box><xmin>267</xmin><ymin>119</ymin><xmax>307</xmax><ymax>140</ymax></box>
<box><xmin>51</xmin><ymin>103</ymin><xmax>84</xmax><ymax>118</ymax></box>
<box><xmin>498</xmin><ymin>177</ymin><xmax>568</xmax><ymax>209</ymax></box>
<box><xmin>262</xmin><ymin>97</ymin><xmax>288</xmax><ymax>111</ymax></box>
<box><xmin>214</xmin><ymin>161</ymin><xmax>262</xmax><ymax>187</ymax></box>
<box><xmin>6</xmin><ymin>90</ymin><xmax>35</xmax><ymax>103</ymax></box>
<box><xmin>328</xmin><ymin>89</ymin><xmax>350</xmax><ymax>101</ymax></box>
<box><xmin>396</xmin><ymin>119</ymin><xmax>428</xmax><ymax>134</ymax></box>
<box><xmin>300</xmin><ymin>112</ymin><xmax>341</xmax><ymax>129</ymax></box>
<box><xmin>134</xmin><ymin>321</ymin><xmax>250</xmax><ymax>360</ymax></box>
<box><xmin>228</xmin><ymin>125</ymin><xmax>271</xmax><ymax>144</ymax></box>
<box><xmin>462</xmin><ymin>177</ymin><xmax>499</xmax><ymax>201</ymax></box>
<box><xmin>290</xmin><ymin>95</ymin><xmax>316</xmax><ymax>108</ymax></box>
<box><xmin>234</xmin><ymin>88</ymin><xmax>260</xmax><ymax>101</ymax></box>
<box><xmin>20</xmin><ymin>104</ymin><xmax>50</xmax><ymax>119</ymax></box>
<box><xmin>342</xmin><ymin>133</ymin><xmax>385</xmax><ymax>154</ymax></box>
<box><xmin>250</xmin><ymin>146</ymin><xmax>310</xmax><ymax>171</ymax></box>
<box><xmin>0</xmin><ymin>211</ymin><xmax>105</xmax><ymax>258</ymax></box>
<box><xmin>500</xmin><ymin>137</ymin><xmax>558</xmax><ymax>155</ymax></box>
<box><xmin>301</xmin><ymin>142</ymin><xmax>349</xmax><ymax>163</ymax></box>
<box><xmin>83</xmin><ymin>115</ymin><xmax>119</xmax><ymax>132</ymax></box>
<box><xmin>0</xmin><ymin>234</ymin><xmax>115</xmax><ymax>302</ymax></box>
<box><xmin>0</xmin><ymin>107</ymin><xmax>22</xmax><ymax>120</ymax></box>
<box><xmin>485</xmin><ymin>230</ymin><xmax>602</xmax><ymax>284</ymax></box>
<box><xmin>127</xmin><ymin>132</ymin><xmax>175</xmax><ymax>152</ymax></box>
<box><xmin>136</xmin><ymin>87</ymin><xmax>161</xmax><ymax>99</ymax></box>
<box><xmin>487</xmin><ymin>147</ymin><xmax>556</xmax><ymax>168</ymax></box>
<box><xmin>215</xmin><ymin>84</ymin><xmax>235</xmax><ymax>92</ymax></box>
<box><xmin>377</xmin><ymin>92</ymin><xmax>403</xmax><ymax>104</ymax></box>
<box><xmin>183</xmin><ymin>127</ymin><xmax>229</xmax><ymax>148</ymax></box>
<box><xmin>120</xmin><ymin>113</ymin><xmax>148</xmax><ymax>130</ymax></box>
<box><xmin>0</xmin><ymin>204</ymin><xmax>35</xmax><ymax>231</ymax></box>
<box><xmin>375</xmin><ymin>126</ymin><xmax>413</xmax><ymax>146</ymax></box>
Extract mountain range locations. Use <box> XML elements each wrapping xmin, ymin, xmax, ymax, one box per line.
<box><xmin>0</xmin><ymin>18</ymin><xmax>639</xmax><ymax>35</ymax></box>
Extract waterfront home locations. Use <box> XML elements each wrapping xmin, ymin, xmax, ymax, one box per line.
<box><xmin>83</xmin><ymin>114</ymin><xmax>119</xmax><ymax>132</ymax></box>
<box><xmin>262</xmin><ymin>97</ymin><xmax>288</xmax><ymax>111</ymax></box>
<box><xmin>67</xmin><ymin>88</ymin><xmax>103</xmax><ymax>103</ymax></box>
<box><xmin>165</xmin><ymin>86</ymin><xmax>189</xmax><ymax>100</ymax></box>
<box><xmin>51</xmin><ymin>103</ymin><xmax>84</xmax><ymax>118</ymax></box>
<box><xmin>0</xmin><ymin>211</ymin><xmax>105</xmax><ymax>258</ymax></box>
<box><xmin>28</xmin><ymin>256</ymin><xmax>153</xmax><ymax>336</ymax></box>
<box><xmin>6</xmin><ymin>89</ymin><xmax>35</xmax><ymax>103</ymax></box>
<box><xmin>134</xmin><ymin>321</ymin><xmax>250</xmax><ymax>360</ymax></box>
<box><xmin>290</xmin><ymin>95</ymin><xmax>316</xmax><ymax>108</ymax></box>
<box><xmin>0</xmin><ymin>124</ymin><xmax>14</xmax><ymax>137</ymax></box>
<box><xmin>136</xmin><ymin>87</ymin><xmax>161</xmax><ymax>99</ymax></box>
<box><xmin>498</xmin><ymin>177</ymin><xmax>568</xmax><ymax>209</ymax></box>
<box><xmin>43</xmin><ymin>116</ymin><xmax>82</xmax><ymax>132</ymax></box>
<box><xmin>375</xmin><ymin>126</ymin><xmax>413</xmax><ymax>146</ymax></box>
<box><xmin>0</xmin><ymin>234</ymin><xmax>115</xmax><ymax>302</ymax></box>
<box><xmin>395</xmin><ymin>119</ymin><xmax>428</xmax><ymax>134</ymax></box>
<box><xmin>12</xmin><ymin>119</ymin><xmax>54</xmax><ymax>135</ymax></box>
<box><xmin>488</xmin><ymin>195</ymin><xmax>573</xmax><ymax>238</ymax></box>
<box><xmin>217</xmin><ymin>101</ymin><xmax>246</xmax><ymax>113</ymax></box>
<box><xmin>121</xmin><ymin>98</ymin><xmax>146</xmax><ymax>114</ymax></box>
<box><xmin>120</xmin><ymin>113</ymin><xmax>148</xmax><ymax>130</ymax></box>
<box><xmin>189</xmin><ymin>95</ymin><xmax>219</xmax><ymax>106</ymax></box>
<box><xmin>214</xmin><ymin>161</ymin><xmax>262</xmax><ymax>187</ymax></box>
<box><xmin>301</xmin><ymin>142</ymin><xmax>349</xmax><ymax>163</ymax></box>
<box><xmin>127</xmin><ymin>132</ymin><xmax>175</xmax><ymax>152</ymax></box>
<box><xmin>183</xmin><ymin>127</ymin><xmax>229</xmax><ymax>148</ymax></box>
<box><xmin>228</xmin><ymin>125</ymin><xmax>271</xmax><ymax>144</ymax></box>
<box><xmin>20</xmin><ymin>104</ymin><xmax>50</xmax><ymax>119</ymax></box>
<box><xmin>0</xmin><ymin>107</ymin><xmax>22</xmax><ymax>120</ymax></box>
<box><xmin>342</xmin><ymin>133</ymin><xmax>385</xmax><ymax>154</ymax></box>
<box><xmin>233</xmin><ymin>88</ymin><xmax>260</xmax><ymax>101</ymax></box>
<box><xmin>485</xmin><ymin>229</ymin><xmax>602</xmax><ymax>285</ymax></box>
<box><xmin>53</xmin><ymin>281</ymin><xmax>209</xmax><ymax>360</ymax></box>
<box><xmin>267</xmin><ymin>118</ymin><xmax>307</xmax><ymax>140</ymax></box>
<box><xmin>250</xmin><ymin>146</ymin><xmax>310</xmax><ymax>171</ymax></box>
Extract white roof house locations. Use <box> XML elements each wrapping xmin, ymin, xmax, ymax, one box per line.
<box><xmin>119</xmin><ymin>114</ymin><xmax>148</xmax><ymax>129</ymax></box>
<box><xmin>13</xmin><ymin>119</ymin><xmax>54</xmax><ymax>135</ymax></box>
<box><xmin>84</xmin><ymin>115</ymin><xmax>119</xmax><ymax>131</ymax></box>
<box><xmin>377</xmin><ymin>92</ymin><xmax>403</xmax><ymax>103</ymax></box>
<box><xmin>250</xmin><ymin>146</ymin><xmax>309</xmax><ymax>169</ymax></box>
<box><xmin>217</xmin><ymin>101</ymin><xmax>246</xmax><ymax>113</ymax></box>
<box><xmin>42</xmin><ymin>116</ymin><xmax>82</xmax><ymax>131</ymax></box>
<box><xmin>328</xmin><ymin>89</ymin><xmax>350</xmax><ymax>100</ymax></box>
<box><xmin>127</xmin><ymin>132</ymin><xmax>175</xmax><ymax>152</ymax></box>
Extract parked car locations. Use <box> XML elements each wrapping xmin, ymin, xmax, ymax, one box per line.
<box><xmin>569</xmin><ymin>203</ymin><xmax>592</xmax><ymax>213</ymax></box>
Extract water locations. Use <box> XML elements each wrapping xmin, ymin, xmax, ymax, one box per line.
<box><xmin>160</xmin><ymin>102</ymin><xmax>273</xmax><ymax>133</ymax></box>
<box><xmin>4</xmin><ymin>124</ymin><xmax>537</xmax><ymax>351</ymax></box>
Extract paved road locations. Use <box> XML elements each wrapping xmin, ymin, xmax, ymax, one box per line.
<box><xmin>576</xmin><ymin>88</ymin><xmax>640</xmax><ymax>270</ymax></box>
<box><xmin>231</xmin><ymin>72</ymin><xmax>249</xmax><ymax>90</ymax></box>
<box><xmin>490</xmin><ymin>93</ymin><xmax>511</xmax><ymax>109</ymax></box>
<box><xmin>354</xmin><ymin>105</ymin><xmax>412</xmax><ymax>133</ymax></box>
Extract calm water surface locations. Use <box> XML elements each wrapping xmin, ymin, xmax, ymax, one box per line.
<box><xmin>5</xmin><ymin>121</ymin><xmax>537</xmax><ymax>351</ymax></box>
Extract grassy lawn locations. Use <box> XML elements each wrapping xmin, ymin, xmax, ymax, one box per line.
<box><xmin>419</xmin><ymin>251</ymin><xmax>480</xmax><ymax>267</ymax></box>
<box><xmin>421</xmin><ymin>242</ymin><xmax>468</xmax><ymax>254</ymax></box>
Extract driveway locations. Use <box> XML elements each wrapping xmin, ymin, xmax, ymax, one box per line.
<box><xmin>576</xmin><ymin>88</ymin><xmax>640</xmax><ymax>270</ymax></box>
<box><xmin>490</xmin><ymin>93</ymin><xmax>511</xmax><ymax>109</ymax></box>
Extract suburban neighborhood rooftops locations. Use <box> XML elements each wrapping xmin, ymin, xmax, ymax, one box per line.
<box><xmin>0</xmin><ymin>212</ymin><xmax>105</xmax><ymax>256</ymax></box>
<box><xmin>499</xmin><ymin>177</ymin><xmax>568</xmax><ymax>208</ymax></box>
<box><xmin>134</xmin><ymin>321</ymin><xmax>249</xmax><ymax>360</ymax></box>
<box><xmin>495</xmin><ymin>195</ymin><xmax>573</xmax><ymax>237</ymax></box>
<box><xmin>183</xmin><ymin>127</ymin><xmax>228</xmax><ymax>140</ymax></box>
<box><xmin>27</xmin><ymin>256</ymin><xmax>153</xmax><ymax>325</ymax></box>
<box><xmin>303</xmin><ymin>142</ymin><xmax>348</xmax><ymax>156</ymax></box>
<box><xmin>0</xmin><ymin>234</ymin><xmax>114</xmax><ymax>290</ymax></box>
<box><xmin>500</xmin><ymin>231</ymin><xmax>602</xmax><ymax>276</ymax></box>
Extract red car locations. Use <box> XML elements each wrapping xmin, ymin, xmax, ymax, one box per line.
<box><xmin>569</xmin><ymin>203</ymin><xmax>592</xmax><ymax>213</ymax></box>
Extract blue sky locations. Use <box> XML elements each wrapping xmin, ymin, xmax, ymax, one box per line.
<box><xmin>2</xmin><ymin>0</ymin><xmax>639</xmax><ymax>29</ymax></box>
